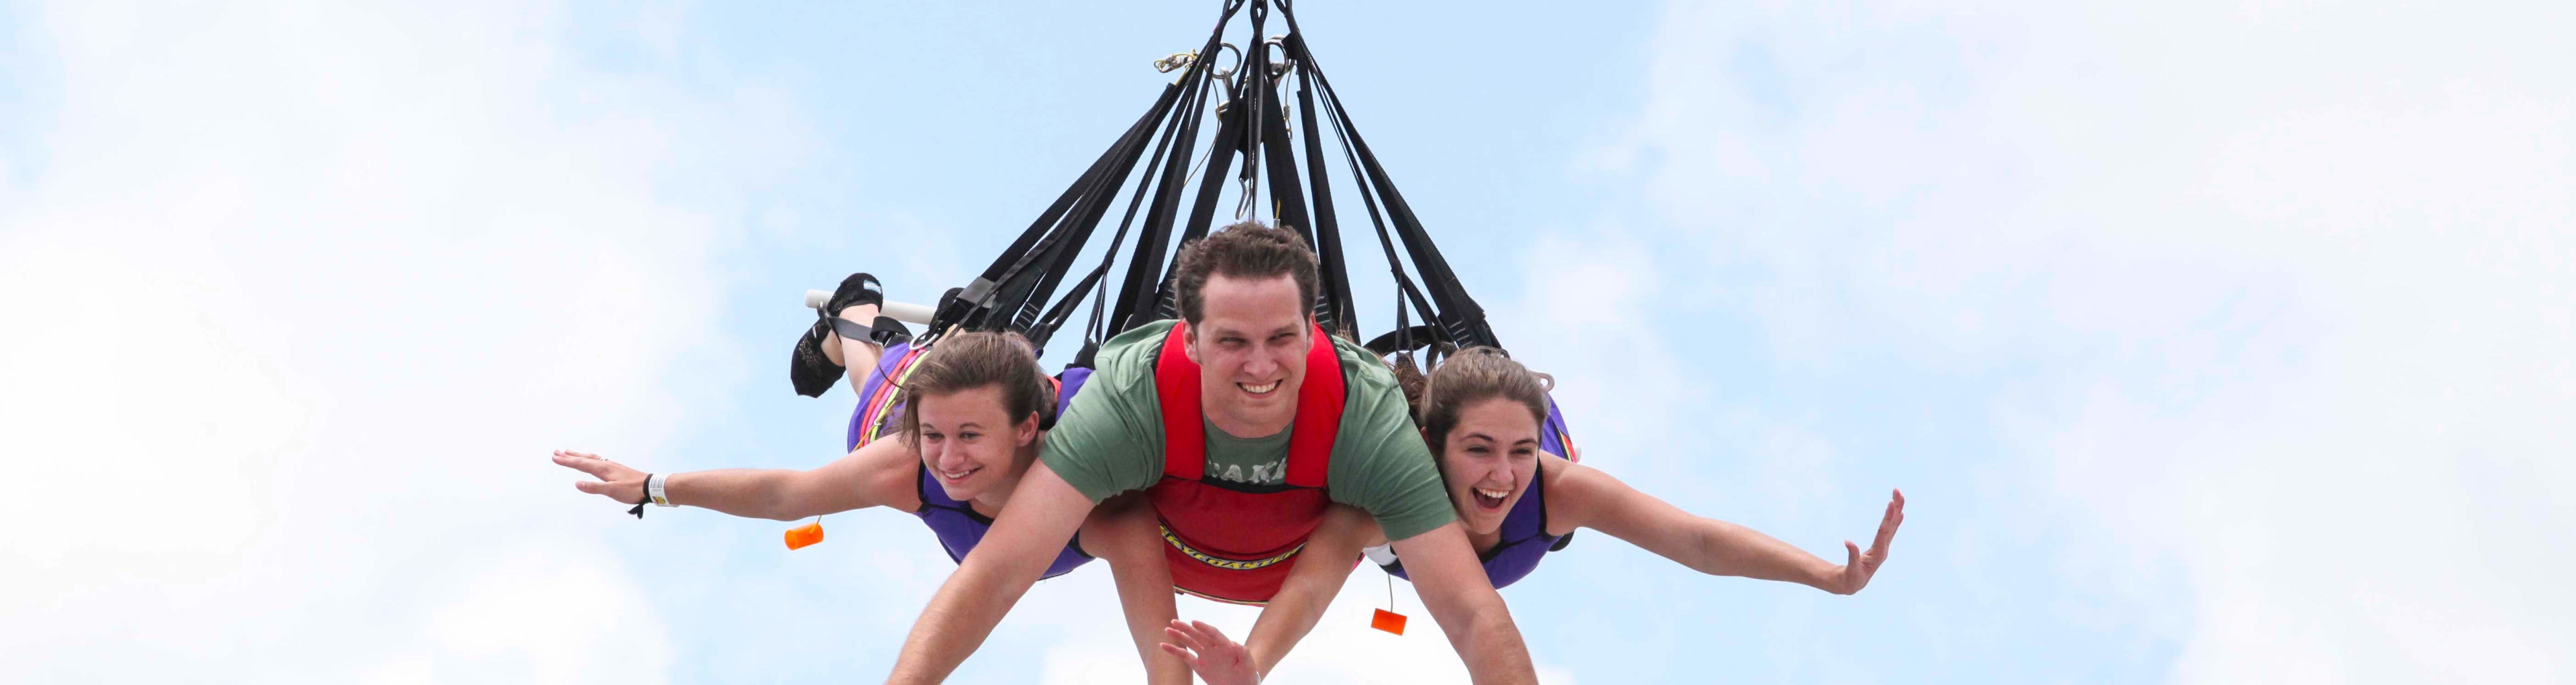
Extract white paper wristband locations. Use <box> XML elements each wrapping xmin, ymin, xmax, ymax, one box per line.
<box><xmin>647</xmin><ymin>473</ymin><xmax>676</xmax><ymax>507</ymax></box>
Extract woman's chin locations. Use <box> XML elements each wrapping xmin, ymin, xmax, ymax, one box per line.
<box><xmin>1456</xmin><ymin>511</ymin><xmax>1504</xmax><ymax>536</ymax></box>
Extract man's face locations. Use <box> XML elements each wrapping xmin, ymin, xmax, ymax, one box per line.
<box><xmin>1185</xmin><ymin>272</ymin><xmax>1311</xmax><ymax>430</ymax></box>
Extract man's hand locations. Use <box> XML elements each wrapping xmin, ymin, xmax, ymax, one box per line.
<box><xmin>1825</xmin><ymin>489</ymin><xmax>1905</xmax><ymax>595</ymax></box>
<box><xmin>554</xmin><ymin>450</ymin><xmax>645</xmax><ymax>505</ymax></box>
<box><xmin>1160</xmin><ymin>620</ymin><xmax>1258</xmax><ymax>685</ymax></box>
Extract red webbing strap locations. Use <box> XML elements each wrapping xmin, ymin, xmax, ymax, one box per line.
<box><xmin>1155</xmin><ymin>322</ymin><xmax>1207</xmax><ymax>481</ymax></box>
<box><xmin>1284</xmin><ymin>327</ymin><xmax>1342</xmax><ymax>488</ymax></box>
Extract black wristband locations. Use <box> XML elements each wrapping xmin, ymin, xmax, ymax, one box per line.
<box><xmin>628</xmin><ymin>474</ymin><xmax>651</xmax><ymax>519</ymax></box>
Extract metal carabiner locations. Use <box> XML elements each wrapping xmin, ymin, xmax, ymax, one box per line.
<box><xmin>1262</xmin><ymin>35</ymin><xmax>1295</xmax><ymax>79</ymax></box>
<box><xmin>1207</xmin><ymin>42</ymin><xmax>1244</xmax><ymax>87</ymax></box>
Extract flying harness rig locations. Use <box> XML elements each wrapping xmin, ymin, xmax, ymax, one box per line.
<box><xmin>918</xmin><ymin>0</ymin><xmax>1499</xmax><ymax>368</ymax></box>
<box><xmin>862</xmin><ymin>0</ymin><xmax>1574</xmax><ymax>613</ymax></box>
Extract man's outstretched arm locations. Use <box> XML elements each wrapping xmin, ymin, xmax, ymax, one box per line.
<box><xmin>886</xmin><ymin>460</ymin><xmax>1097</xmax><ymax>683</ymax></box>
<box><xmin>1389</xmin><ymin>521</ymin><xmax>1536</xmax><ymax>684</ymax></box>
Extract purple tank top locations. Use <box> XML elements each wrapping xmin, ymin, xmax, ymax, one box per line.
<box><xmin>847</xmin><ymin>344</ymin><xmax>1095</xmax><ymax>580</ymax></box>
<box><xmin>1385</xmin><ymin>395</ymin><xmax>1575</xmax><ymax>589</ymax></box>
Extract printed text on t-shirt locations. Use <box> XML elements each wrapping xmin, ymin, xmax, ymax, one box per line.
<box><xmin>1206</xmin><ymin>459</ymin><xmax>1287</xmax><ymax>485</ymax></box>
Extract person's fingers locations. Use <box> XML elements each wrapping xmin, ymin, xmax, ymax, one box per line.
<box><xmin>1178</xmin><ymin>619</ymin><xmax>1230</xmax><ymax>649</ymax></box>
<box><xmin>1847</xmin><ymin>540</ymin><xmax>1868</xmax><ymax>580</ymax></box>
<box><xmin>554</xmin><ymin>452</ymin><xmax>618</xmax><ymax>480</ymax></box>
<box><xmin>574</xmin><ymin>480</ymin><xmax>608</xmax><ymax>495</ymax></box>
<box><xmin>1873</xmin><ymin>498</ymin><xmax>1903</xmax><ymax>552</ymax></box>
<box><xmin>1164</xmin><ymin>623</ymin><xmax>1205</xmax><ymax>653</ymax></box>
<box><xmin>1157</xmin><ymin>642</ymin><xmax>1201</xmax><ymax>672</ymax></box>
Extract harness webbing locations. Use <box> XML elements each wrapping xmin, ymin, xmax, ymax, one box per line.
<box><xmin>925</xmin><ymin>0</ymin><xmax>1504</xmax><ymax>362</ymax></box>
<box><xmin>855</xmin><ymin>345</ymin><xmax>929</xmax><ymax>447</ymax></box>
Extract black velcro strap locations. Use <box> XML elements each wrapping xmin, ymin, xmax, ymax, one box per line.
<box><xmin>869</xmin><ymin>316</ymin><xmax>913</xmax><ymax>346</ymax></box>
<box><xmin>827</xmin><ymin>316</ymin><xmax>873</xmax><ymax>341</ymax></box>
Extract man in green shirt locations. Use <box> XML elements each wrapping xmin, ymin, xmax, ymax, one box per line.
<box><xmin>1043</xmin><ymin>317</ymin><xmax>1453</xmax><ymax>554</ymax></box>
<box><xmin>887</xmin><ymin>222</ymin><xmax>1536</xmax><ymax>684</ymax></box>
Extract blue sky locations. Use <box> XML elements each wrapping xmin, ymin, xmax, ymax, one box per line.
<box><xmin>3</xmin><ymin>1</ymin><xmax>2569</xmax><ymax>683</ymax></box>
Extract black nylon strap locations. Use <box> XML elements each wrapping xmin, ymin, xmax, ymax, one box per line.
<box><xmin>984</xmin><ymin>84</ymin><xmax>1179</xmax><ymax>331</ymax></box>
<box><xmin>1240</xmin><ymin>1</ymin><xmax>1269</xmax><ymax>223</ymax></box>
<box><xmin>990</xmin><ymin>0</ymin><xmax>1248</xmax><ymax>311</ymax></box>
<box><xmin>1293</xmin><ymin>46</ymin><xmax>1355</xmax><ymax>335</ymax></box>
<box><xmin>1104</xmin><ymin>74</ymin><xmax>1216</xmax><ymax>334</ymax></box>
<box><xmin>1257</xmin><ymin>73</ymin><xmax>1311</xmax><ymax>252</ymax></box>
<box><xmin>1128</xmin><ymin>72</ymin><xmax>1246</xmax><ymax>327</ymax></box>
<box><xmin>1275</xmin><ymin>0</ymin><xmax>1495</xmax><ymax>349</ymax></box>
<box><xmin>932</xmin><ymin>83</ymin><xmax>1181</xmax><ymax>336</ymax></box>
<box><xmin>951</xmin><ymin>0</ymin><xmax>1504</xmax><ymax>368</ymax></box>
<box><xmin>1027</xmin><ymin>70</ymin><xmax>1206</xmax><ymax>352</ymax></box>
<box><xmin>1105</xmin><ymin>1</ymin><xmax>1244</xmax><ymax>335</ymax></box>
<box><xmin>1299</xmin><ymin>57</ymin><xmax>1496</xmax><ymax>348</ymax></box>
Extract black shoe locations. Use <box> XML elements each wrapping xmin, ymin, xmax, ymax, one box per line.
<box><xmin>790</xmin><ymin>316</ymin><xmax>845</xmax><ymax>398</ymax></box>
<box><xmin>790</xmin><ymin>273</ymin><xmax>894</xmax><ymax>397</ymax></box>
<box><xmin>824</xmin><ymin>272</ymin><xmax>885</xmax><ymax>317</ymax></box>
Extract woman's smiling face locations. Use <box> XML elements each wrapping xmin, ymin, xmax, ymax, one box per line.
<box><xmin>1437</xmin><ymin>397</ymin><xmax>1544</xmax><ymax>536</ymax></box>
<box><xmin>911</xmin><ymin>384</ymin><xmax>1035</xmax><ymax>503</ymax></box>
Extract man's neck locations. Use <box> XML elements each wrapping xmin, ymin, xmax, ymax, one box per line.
<box><xmin>1205</xmin><ymin>403</ymin><xmax>1293</xmax><ymax>439</ymax></box>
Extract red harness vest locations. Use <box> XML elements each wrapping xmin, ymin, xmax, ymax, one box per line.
<box><xmin>1146</xmin><ymin>321</ymin><xmax>1345</xmax><ymax>603</ymax></box>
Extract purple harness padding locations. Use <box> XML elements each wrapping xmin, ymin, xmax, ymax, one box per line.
<box><xmin>847</xmin><ymin>346</ymin><xmax>1095</xmax><ymax>580</ymax></box>
<box><xmin>1385</xmin><ymin>395</ymin><xmax>1576</xmax><ymax>589</ymax></box>
<box><xmin>845</xmin><ymin>340</ymin><xmax>918</xmax><ymax>452</ymax></box>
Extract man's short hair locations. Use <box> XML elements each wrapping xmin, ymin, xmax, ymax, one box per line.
<box><xmin>1172</xmin><ymin>221</ymin><xmax>1320</xmax><ymax>325</ymax></box>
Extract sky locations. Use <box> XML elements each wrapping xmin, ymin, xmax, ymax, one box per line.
<box><xmin>1</xmin><ymin>0</ymin><xmax>2569</xmax><ymax>683</ymax></box>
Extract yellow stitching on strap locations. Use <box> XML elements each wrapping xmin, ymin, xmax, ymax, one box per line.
<box><xmin>1161</xmin><ymin>523</ymin><xmax>1304</xmax><ymax>571</ymax></box>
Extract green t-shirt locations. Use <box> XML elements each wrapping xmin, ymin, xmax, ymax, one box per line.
<box><xmin>1042</xmin><ymin>319</ymin><xmax>1456</xmax><ymax>542</ymax></box>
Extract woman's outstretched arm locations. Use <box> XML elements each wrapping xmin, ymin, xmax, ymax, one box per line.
<box><xmin>1165</xmin><ymin>506</ymin><xmax>1402</xmax><ymax>684</ymax></box>
<box><xmin>1238</xmin><ymin>505</ymin><xmax>1381</xmax><ymax>676</ymax></box>
<box><xmin>551</xmin><ymin>434</ymin><xmax>919</xmax><ymax>521</ymax></box>
<box><xmin>1548</xmin><ymin>456</ymin><xmax>1905</xmax><ymax>595</ymax></box>
<box><xmin>1078</xmin><ymin>494</ymin><xmax>1193</xmax><ymax>685</ymax></box>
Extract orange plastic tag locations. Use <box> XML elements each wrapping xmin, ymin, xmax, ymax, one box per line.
<box><xmin>784</xmin><ymin>521</ymin><xmax>825</xmax><ymax>550</ymax></box>
<box><xmin>1371</xmin><ymin>609</ymin><xmax>1407</xmax><ymax>635</ymax></box>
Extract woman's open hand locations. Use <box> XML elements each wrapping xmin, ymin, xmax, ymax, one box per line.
<box><xmin>1159</xmin><ymin>619</ymin><xmax>1258</xmax><ymax>685</ymax></box>
<box><xmin>1827</xmin><ymin>488</ymin><xmax>1906</xmax><ymax>595</ymax></box>
<box><xmin>553</xmin><ymin>450</ymin><xmax>647</xmax><ymax>505</ymax></box>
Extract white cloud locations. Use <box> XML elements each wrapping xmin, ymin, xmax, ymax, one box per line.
<box><xmin>1619</xmin><ymin>0</ymin><xmax>2574</xmax><ymax>682</ymax></box>
<box><xmin>0</xmin><ymin>0</ymin><xmax>804</xmax><ymax>680</ymax></box>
